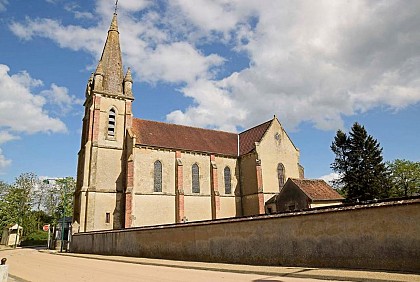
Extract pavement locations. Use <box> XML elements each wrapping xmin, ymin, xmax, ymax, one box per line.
<box><xmin>41</xmin><ymin>249</ymin><xmax>420</xmax><ymax>282</ymax></box>
<box><xmin>1</xmin><ymin>245</ymin><xmax>419</xmax><ymax>281</ymax></box>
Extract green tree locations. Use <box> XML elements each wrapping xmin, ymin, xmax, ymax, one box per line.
<box><xmin>331</xmin><ymin>122</ymin><xmax>390</xmax><ymax>202</ymax></box>
<box><xmin>0</xmin><ymin>181</ymin><xmax>15</xmax><ymax>231</ymax></box>
<box><xmin>43</xmin><ymin>177</ymin><xmax>75</xmax><ymax>224</ymax></box>
<box><xmin>387</xmin><ymin>159</ymin><xmax>420</xmax><ymax>197</ymax></box>
<box><xmin>13</xmin><ymin>173</ymin><xmax>40</xmax><ymax>238</ymax></box>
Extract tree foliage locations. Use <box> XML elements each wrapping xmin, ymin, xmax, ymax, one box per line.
<box><xmin>387</xmin><ymin>159</ymin><xmax>420</xmax><ymax>197</ymax></box>
<box><xmin>331</xmin><ymin>122</ymin><xmax>390</xmax><ymax>202</ymax></box>
<box><xmin>0</xmin><ymin>173</ymin><xmax>75</xmax><ymax>241</ymax></box>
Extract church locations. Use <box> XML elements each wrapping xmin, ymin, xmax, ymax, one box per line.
<box><xmin>73</xmin><ymin>13</ymin><xmax>304</xmax><ymax>232</ymax></box>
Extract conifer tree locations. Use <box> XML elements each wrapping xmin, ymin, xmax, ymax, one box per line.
<box><xmin>331</xmin><ymin>122</ymin><xmax>390</xmax><ymax>202</ymax></box>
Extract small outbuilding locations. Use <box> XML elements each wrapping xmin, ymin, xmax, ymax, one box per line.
<box><xmin>0</xmin><ymin>224</ymin><xmax>23</xmax><ymax>247</ymax></box>
<box><xmin>266</xmin><ymin>178</ymin><xmax>344</xmax><ymax>213</ymax></box>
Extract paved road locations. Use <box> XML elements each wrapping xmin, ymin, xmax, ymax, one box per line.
<box><xmin>1</xmin><ymin>248</ymin><xmax>346</xmax><ymax>282</ymax></box>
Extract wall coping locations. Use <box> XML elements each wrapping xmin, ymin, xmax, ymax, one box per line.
<box><xmin>73</xmin><ymin>196</ymin><xmax>420</xmax><ymax>236</ymax></box>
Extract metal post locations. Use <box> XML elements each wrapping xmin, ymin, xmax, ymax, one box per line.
<box><xmin>60</xmin><ymin>180</ymin><xmax>67</xmax><ymax>253</ymax></box>
<box><xmin>47</xmin><ymin>225</ymin><xmax>50</xmax><ymax>250</ymax></box>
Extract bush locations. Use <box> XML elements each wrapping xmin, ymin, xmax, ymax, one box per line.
<box><xmin>21</xmin><ymin>229</ymin><xmax>49</xmax><ymax>246</ymax></box>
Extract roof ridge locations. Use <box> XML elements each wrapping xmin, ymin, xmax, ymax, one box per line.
<box><xmin>292</xmin><ymin>178</ymin><xmax>324</xmax><ymax>182</ymax></box>
<box><xmin>238</xmin><ymin>119</ymin><xmax>272</xmax><ymax>135</ymax></box>
<box><xmin>134</xmin><ymin>118</ymin><xmax>237</xmax><ymax>136</ymax></box>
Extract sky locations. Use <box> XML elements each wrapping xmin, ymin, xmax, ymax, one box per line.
<box><xmin>0</xmin><ymin>0</ymin><xmax>419</xmax><ymax>183</ymax></box>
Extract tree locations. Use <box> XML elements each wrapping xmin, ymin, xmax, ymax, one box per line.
<box><xmin>42</xmin><ymin>177</ymin><xmax>76</xmax><ymax>224</ymax></box>
<box><xmin>331</xmin><ymin>122</ymin><xmax>390</xmax><ymax>202</ymax></box>
<box><xmin>12</xmin><ymin>173</ymin><xmax>40</xmax><ymax>237</ymax></box>
<box><xmin>0</xmin><ymin>181</ymin><xmax>14</xmax><ymax>231</ymax></box>
<box><xmin>0</xmin><ymin>173</ymin><xmax>75</xmax><ymax>242</ymax></box>
<box><xmin>387</xmin><ymin>159</ymin><xmax>420</xmax><ymax>197</ymax></box>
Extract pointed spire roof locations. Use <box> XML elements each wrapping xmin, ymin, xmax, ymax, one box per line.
<box><xmin>95</xmin><ymin>13</ymin><xmax>124</xmax><ymax>94</ymax></box>
<box><xmin>124</xmin><ymin>67</ymin><xmax>133</xmax><ymax>82</ymax></box>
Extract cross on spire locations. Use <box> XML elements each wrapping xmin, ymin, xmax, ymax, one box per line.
<box><xmin>114</xmin><ymin>0</ymin><xmax>119</xmax><ymax>14</ymax></box>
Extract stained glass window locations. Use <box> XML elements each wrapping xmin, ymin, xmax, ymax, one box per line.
<box><xmin>277</xmin><ymin>163</ymin><xmax>285</xmax><ymax>190</ymax></box>
<box><xmin>192</xmin><ymin>164</ymin><xmax>200</xmax><ymax>193</ymax></box>
<box><xmin>154</xmin><ymin>160</ymin><xmax>162</xmax><ymax>192</ymax></box>
<box><xmin>224</xmin><ymin>166</ymin><xmax>231</xmax><ymax>194</ymax></box>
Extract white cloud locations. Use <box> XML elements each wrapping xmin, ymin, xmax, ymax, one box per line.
<box><xmin>140</xmin><ymin>42</ymin><xmax>225</xmax><ymax>84</ymax></box>
<box><xmin>319</xmin><ymin>172</ymin><xmax>340</xmax><ymax>185</ymax></box>
<box><xmin>0</xmin><ymin>131</ymin><xmax>19</xmax><ymax>144</ymax></box>
<box><xmin>0</xmin><ymin>0</ymin><xmax>8</xmax><ymax>12</ymax></box>
<box><xmin>64</xmin><ymin>3</ymin><xmax>94</xmax><ymax>20</ymax></box>
<box><xmin>40</xmin><ymin>84</ymin><xmax>83</xmax><ymax>115</ymax></box>
<box><xmin>0</xmin><ymin>64</ymin><xmax>67</xmax><ymax>134</ymax></box>
<box><xmin>0</xmin><ymin>148</ymin><xmax>11</xmax><ymax>169</ymax></box>
<box><xmin>9</xmin><ymin>0</ymin><xmax>420</xmax><ymax>132</ymax></box>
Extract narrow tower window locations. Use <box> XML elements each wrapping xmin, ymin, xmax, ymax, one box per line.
<box><xmin>224</xmin><ymin>166</ymin><xmax>232</xmax><ymax>194</ymax></box>
<box><xmin>277</xmin><ymin>163</ymin><xmax>285</xmax><ymax>190</ymax></box>
<box><xmin>108</xmin><ymin>108</ymin><xmax>116</xmax><ymax>137</ymax></box>
<box><xmin>192</xmin><ymin>164</ymin><xmax>200</xmax><ymax>193</ymax></box>
<box><xmin>154</xmin><ymin>160</ymin><xmax>162</xmax><ymax>192</ymax></box>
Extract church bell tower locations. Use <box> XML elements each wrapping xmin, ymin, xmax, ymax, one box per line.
<box><xmin>73</xmin><ymin>13</ymin><xmax>134</xmax><ymax>232</ymax></box>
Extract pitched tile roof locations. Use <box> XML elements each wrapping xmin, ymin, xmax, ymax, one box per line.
<box><xmin>289</xmin><ymin>178</ymin><xmax>344</xmax><ymax>201</ymax></box>
<box><xmin>132</xmin><ymin>118</ymin><xmax>238</xmax><ymax>156</ymax></box>
<box><xmin>238</xmin><ymin>120</ymin><xmax>272</xmax><ymax>155</ymax></box>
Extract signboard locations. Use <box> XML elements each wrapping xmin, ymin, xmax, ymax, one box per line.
<box><xmin>42</xmin><ymin>225</ymin><xmax>50</xmax><ymax>232</ymax></box>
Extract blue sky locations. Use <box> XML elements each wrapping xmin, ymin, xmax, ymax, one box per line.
<box><xmin>0</xmin><ymin>0</ymin><xmax>419</xmax><ymax>183</ymax></box>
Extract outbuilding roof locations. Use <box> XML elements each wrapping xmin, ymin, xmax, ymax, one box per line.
<box><xmin>288</xmin><ymin>178</ymin><xmax>344</xmax><ymax>201</ymax></box>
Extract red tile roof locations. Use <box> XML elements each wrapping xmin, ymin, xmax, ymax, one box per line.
<box><xmin>132</xmin><ymin>118</ymin><xmax>238</xmax><ymax>156</ymax></box>
<box><xmin>289</xmin><ymin>178</ymin><xmax>344</xmax><ymax>201</ymax></box>
<box><xmin>238</xmin><ymin>120</ymin><xmax>272</xmax><ymax>155</ymax></box>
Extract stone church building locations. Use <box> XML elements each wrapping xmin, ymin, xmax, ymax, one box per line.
<box><xmin>73</xmin><ymin>14</ymin><xmax>304</xmax><ymax>232</ymax></box>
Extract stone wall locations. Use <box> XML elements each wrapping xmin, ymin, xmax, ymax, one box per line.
<box><xmin>71</xmin><ymin>198</ymin><xmax>420</xmax><ymax>272</ymax></box>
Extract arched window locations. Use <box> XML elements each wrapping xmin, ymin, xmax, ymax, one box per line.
<box><xmin>192</xmin><ymin>164</ymin><xmax>200</xmax><ymax>193</ymax></box>
<box><xmin>154</xmin><ymin>160</ymin><xmax>162</xmax><ymax>192</ymax></box>
<box><xmin>108</xmin><ymin>108</ymin><xmax>116</xmax><ymax>137</ymax></box>
<box><xmin>277</xmin><ymin>163</ymin><xmax>285</xmax><ymax>190</ymax></box>
<box><xmin>224</xmin><ymin>166</ymin><xmax>231</xmax><ymax>194</ymax></box>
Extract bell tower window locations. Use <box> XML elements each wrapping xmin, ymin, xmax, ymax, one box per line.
<box><xmin>108</xmin><ymin>108</ymin><xmax>116</xmax><ymax>138</ymax></box>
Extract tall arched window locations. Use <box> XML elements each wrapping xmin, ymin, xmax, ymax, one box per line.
<box><xmin>154</xmin><ymin>160</ymin><xmax>162</xmax><ymax>192</ymax></box>
<box><xmin>108</xmin><ymin>108</ymin><xmax>116</xmax><ymax>137</ymax></box>
<box><xmin>277</xmin><ymin>163</ymin><xmax>285</xmax><ymax>190</ymax></box>
<box><xmin>192</xmin><ymin>163</ymin><xmax>200</xmax><ymax>193</ymax></box>
<box><xmin>224</xmin><ymin>166</ymin><xmax>231</xmax><ymax>194</ymax></box>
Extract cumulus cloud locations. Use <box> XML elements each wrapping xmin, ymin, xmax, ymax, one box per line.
<box><xmin>40</xmin><ymin>84</ymin><xmax>83</xmax><ymax>115</ymax></box>
<box><xmin>0</xmin><ymin>64</ymin><xmax>67</xmax><ymax>134</ymax></box>
<box><xmin>0</xmin><ymin>148</ymin><xmax>11</xmax><ymax>169</ymax></box>
<box><xmin>319</xmin><ymin>172</ymin><xmax>340</xmax><ymax>186</ymax></box>
<box><xmin>10</xmin><ymin>0</ymin><xmax>420</xmax><ymax>132</ymax></box>
<box><xmin>0</xmin><ymin>131</ymin><xmax>19</xmax><ymax>144</ymax></box>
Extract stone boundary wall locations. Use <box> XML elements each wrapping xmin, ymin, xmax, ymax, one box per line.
<box><xmin>71</xmin><ymin>198</ymin><xmax>420</xmax><ymax>272</ymax></box>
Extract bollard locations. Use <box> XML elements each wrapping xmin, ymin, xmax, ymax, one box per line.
<box><xmin>0</xmin><ymin>258</ymin><xmax>8</xmax><ymax>282</ymax></box>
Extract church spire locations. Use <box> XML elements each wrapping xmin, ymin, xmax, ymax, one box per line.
<box><xmin>94</xmin><ymin>13</ymin><xmax>124</xmax><ymax>94</ymax></box>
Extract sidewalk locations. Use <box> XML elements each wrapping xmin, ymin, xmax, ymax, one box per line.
<box><xmin>44</xmin><ymin>250</ymin><xmax>420</xmax><ymax>282</ymax></box>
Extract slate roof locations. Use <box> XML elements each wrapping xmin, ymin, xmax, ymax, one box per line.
<box><xmin>238</xmin><ymin>120</ymin><xmax>272</xmax><ymax>155</ymax></box>
<box><xmin>289</xmin><ymin>178</ymin><xmax>344</xmax><ymax>201</ymax></box>
<box><xmin>132</xmin><ymin>118</ymin><xmax>238</xmax><ymax>156</ymax></box>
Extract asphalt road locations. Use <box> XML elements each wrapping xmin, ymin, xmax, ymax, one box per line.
<box><xmin>1</xmin><ymin>248</ymin><xmax>348</xmax><ymax>282</ymax></box>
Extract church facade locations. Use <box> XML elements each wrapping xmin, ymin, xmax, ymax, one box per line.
<box><xmin>73</xmin><ymin>14</ymin><xmax>304</xmax><ymax>232</ymax></box>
